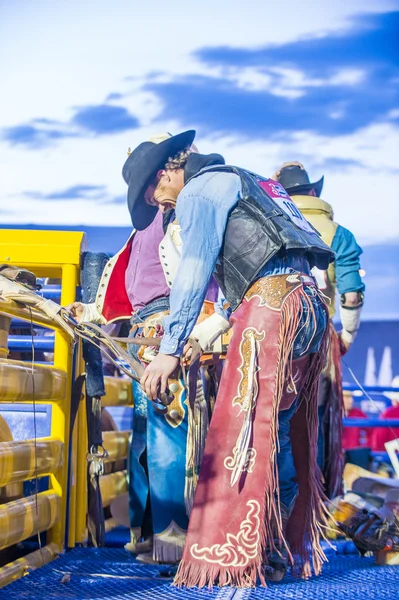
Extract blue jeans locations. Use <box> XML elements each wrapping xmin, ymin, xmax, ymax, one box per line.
<box><xmin>127</xmin><ymin>296</ymin><xmax>170</xmax><ymax>533</ymax></box>
<box><xmin>128</xmin><ymin>297</ymin><xmax>171</xmax><ymax>363</ymax></box>
<box><xmin>127</xmin><ymin>295</ymin><xmax>189</xmax><ymax>541</ymax></box>
<box><xmin>277</xmin><ymin>285</ymin><xmax>328</xmax><ymax>510</ymax></box>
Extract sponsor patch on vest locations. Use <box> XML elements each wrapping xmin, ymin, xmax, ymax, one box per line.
<box><xmin>257</xmin><ymin>179</ymin><xmax>315</xmax><ymax>234</ymax></box>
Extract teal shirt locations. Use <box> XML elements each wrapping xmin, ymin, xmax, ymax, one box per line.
<box><xmin>331</xmin><ymin>225</ymin><xmax>365</xmax><ymax>295</ymax></box>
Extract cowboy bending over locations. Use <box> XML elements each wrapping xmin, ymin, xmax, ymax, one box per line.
<box><xmin>126</xmin><ymin>130</ymin><xmax>335</xmax><ymax>587</ymax></box>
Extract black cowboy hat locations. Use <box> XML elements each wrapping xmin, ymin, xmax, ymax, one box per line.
<box><xmin>275</xmin><ymin>164</ymin><xmax>324</xmax><ymax>197</ymax></box>
<box><xmin>122</xmin><ymin>130</ymin><xmax>196</xmax><ymax>230</ymax></box>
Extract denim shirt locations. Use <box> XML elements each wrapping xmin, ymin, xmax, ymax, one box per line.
<box><xmin>160</xmin><ymin>171</ymin><xmax>311</xmax><ymax>356</ymax></box>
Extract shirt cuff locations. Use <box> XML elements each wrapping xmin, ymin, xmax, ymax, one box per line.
<box><xmin>160</xmin><ymin>334</ymin><xmax>185</xmax><ymax>357</ymax></box>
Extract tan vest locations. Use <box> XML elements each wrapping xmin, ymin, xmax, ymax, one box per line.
<box><xmin>159</xmin><ymin>218</ymin><xmax>182</xmax><ymax>288</ymax></box>
<box><xmin>291</xmin><ymin>195</ymin><xmax>338</xmax><ymax>317</ymax></box>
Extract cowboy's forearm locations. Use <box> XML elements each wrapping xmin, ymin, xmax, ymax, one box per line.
<box><xmin>160</xmin><ymin>257</ymin><xmax>217</xmax><ymax>356</ymax></box>
<box><xmin>159</xmin><ymin>192</ymin><xmax>231</xmax><ymax>356</ymax></box>
<box><xmin>340</xmin><ymin>292</ymin><xmax>363</xmax><ymax>345</ymax></box>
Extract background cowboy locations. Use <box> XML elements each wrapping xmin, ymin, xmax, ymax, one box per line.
<box><xmin>274</xmin><ymin>161</ymin><xmax>365</xmax><ymax>497</ymax></box>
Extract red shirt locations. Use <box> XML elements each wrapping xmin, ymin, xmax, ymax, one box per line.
<box><xmin>371</xmin><ymin>406</ymin><xmax>399</xmax><ymax>452</ymax></box>
<box><xmin>342</xmin><ymin>408</ymin><xmax>369</xmax><ymax>450</ymax></box>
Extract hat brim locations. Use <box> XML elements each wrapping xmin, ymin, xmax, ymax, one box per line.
<box><xmin>285</xmin><ymin>176</ymin><xmax>324</xmax><ymax>198</ymax></box>
<box><xmin>127</xmin><ymin>130</ymin><xmax>196</xmax><ymax>230</ymax></box>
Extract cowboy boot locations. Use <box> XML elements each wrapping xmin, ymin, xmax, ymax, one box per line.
<box><xmin>264</xmin><ymin>502</ymin><xmax>293</xmax><ymax>582</ymax></box>
<box><xmin>124</xmin><ymin>528</ymin><xmax>154</xmax><ymax>554</ymax></box>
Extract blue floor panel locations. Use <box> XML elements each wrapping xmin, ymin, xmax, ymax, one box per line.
<box><xmin>1</xmin><ymin>540</ymin><xmax>399</xmax><ymax>599</ymax></box>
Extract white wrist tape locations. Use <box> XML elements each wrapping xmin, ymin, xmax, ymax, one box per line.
<box><xmin>191</xmin><ymin>312</ymin><xmax>231</xmax><ymax>351</ymax></box>
<box><xmin>340</xmin><ymin>304</ymin><xmax>362</xmax><ymax>345</ymax></box>
<box><xmin>36</xmin><ymin>297</ymin><xmax>63</xmax><ymax>320</ymax></box>
<box><xmin>81</xmin><ymin>302</ymin><xmax>107</xmax><ymax>325</ymax></box>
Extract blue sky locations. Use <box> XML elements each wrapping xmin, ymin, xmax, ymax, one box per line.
<box><xmin>146</xmin><ymin>12</ymin><xmax>398</xmax><ymax>137</ymax></box>
<box><xmin>0</xmin><ymin>0</ymin><xmax>398</xmax><ymax>248</ymax></box>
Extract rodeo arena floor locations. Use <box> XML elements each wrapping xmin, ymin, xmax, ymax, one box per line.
<box><xmin>2</xmin><ymin>533</ymin><xmax>399</xmax><ymax>600</ymax></box>
<box><xmin>1</xmin><ymin>231</ymin><xmax>399</xmax><ymax>600</ymax></box>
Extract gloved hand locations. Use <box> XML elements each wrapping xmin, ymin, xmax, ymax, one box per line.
<box><xmin>190</xmin><ymin>312</ymin><xmax>231</xmax><ymax>352</ymax></box>
<box><xmin>66</xmin><ymin>302</ymin><xmax>106</xmax><ymax>324</ymax></box>
<box><xmin>338</xmin><ymin>330</ymin><xmax>352</xmax><ymax>356</ymax></box>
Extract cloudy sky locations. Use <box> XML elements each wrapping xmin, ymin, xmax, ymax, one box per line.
<box><xmin>1</xmin><ymin>0</ymin><xmax>398</xmax><ymax>249</ymax></box>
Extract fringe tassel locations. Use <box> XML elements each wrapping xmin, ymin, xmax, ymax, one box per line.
<box><xmin>153</xmin><ymin>522</ymin><xmax>186</xmax><ymax>563</ymax></box>
<box><xmin>184</xmin><ymin>376</ymin><xmax>210</xmax><ymax>516</ymax></box>
<box><xmin>323</xmin><ymin>326</ymin><xmax>344</xmax><ymax>498</ymax></box>
<box><xmin>263</xmin><ymin>288</ymin><xmax>305</xmax><ymax>564</ymax></box>
<box><xmin>261</xmin><ymin>286</ymin><xmax>331</xmax><ymax>580</ymax></box>
<box><xmin>286</xmin><ymin>293</ymin><xmax>333</xmax><ymax>578</ymax></box>
<box><xmin>175</xmin><ymin>559</ymin><xmax>261</xmax><ymax>589</ymax></box>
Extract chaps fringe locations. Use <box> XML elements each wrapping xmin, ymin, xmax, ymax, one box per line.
<box><xmin>323</xmin><ymin>326</ymin><xmax>344</xmax><ymax>498</ymax></box>
<box><xmin>153</xmin><ymin>526</ymin><xmax>186</xmax><ymax>563</ymax></box>
<box><xmin>184</xmin><ymin>376</ymin><xmax>210</xmax><ymax>516</ymax></box>
<box><xmin>286</xmin><ymin>291</ymin><xmax>332</xmax><ymax>578</ymax></box>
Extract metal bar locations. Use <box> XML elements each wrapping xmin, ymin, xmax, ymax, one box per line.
<box><xmin>75</xmin><ymin>351</ymin><xmax>88</xmax><ymax>545</ymax></box>
<box><xmin>343</xmin><ymin>419</ymin><xmax>399</xmax><ymax>427</ymax></box>
<box><xmin>0</xmin><ymin>415</ymin><xmax>23</xmax><ymax>504</ymax></box>
<box><xmin>0</xmin><ymin>542</ymin><xmax>59</xmax><ymax>589</ymax></box>
<box><xmin>10</xmin><ymin>319</ymin><xmax>46</xmax><ymax>329</ymax></box>
<box><xmin>103</xmin><ymin>377</ymin><xmax>133</xmax><ymax>407</ymax></box>
<box><xmin>40</xmin><ymin>286</ymin><xmax>62</xmax><ymax>299</ymax></box>
<box><xmin>343</xmin><ymin>384</ymin><xmax>399</xmax><ymax>393</ymax></box>
<box><xmin>0</xmin><ymin>230</ymin><xmax>86</xmax><ymax>267</ymax></box>
<box><xmin>8</xmin><ymin>335</ymin><xmax>55</xmax><ymax>351</ymax></box>
<box><xmin>0</xmin><ymin>438</ymin><xmax>63</xmax><ymax>486</ymax></box>
<box><xmin>67</xmin><ymin>405</ymin><xmax>79</xmax><ymax>549</ymax></box>
<box><xmin>49</xmin><ymin>263</ymin><xmax>78</xmax><ymax>550</ymax></box>
<box><xmin>102</xmin><ymin>431</ymin><xmax>130</xmax><ymax>463</ymax></box>
<box><xmin>99</xmin><ymin>470</ymin><xmax>127</xmax><ymax>507</ymax></box>
<box><xmin>0</xmin><ymin>490</ymin><xmax>60</xmax><ymax>551</ymax></box>
<box><xmin>0</xmin><ymin>359</ymin><xmax>66</xmax><ymax>402</ymax></box>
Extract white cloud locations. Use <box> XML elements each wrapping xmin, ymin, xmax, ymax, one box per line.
<box><xmin>329</xmin><ymin>109</ymin><xmax>347</xmax><ymax>120</ymax></box>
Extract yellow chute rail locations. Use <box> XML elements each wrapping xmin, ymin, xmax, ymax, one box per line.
<box><xmin>0</xmin><ymin>230</ymin><xmax>133</xmax><ymax>588</ymax></box>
